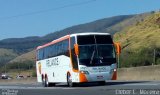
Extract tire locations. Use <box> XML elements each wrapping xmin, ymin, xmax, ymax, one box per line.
<box><xmin>42</xmin><ymin>77</ymin><xmax>46</xmax><ymax>87</ymax></box>
<box><xmin>44</xmin><ymin>77</ymin><xmax>50</xmax><ymax>87</ymax></box>
<box><xmin>67</xmin><ymin>74</ymin><xmax>76</xmax><ymax>87</ymax></box>
<box><xmin>42</xmin><ymin>76</ymin><xmax>55</xmax><ymax>87</ymax></box>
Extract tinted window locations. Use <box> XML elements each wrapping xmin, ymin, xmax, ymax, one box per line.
<box><xmin>77</xmin><ymin>35</ymin><xmax>113</xmax><ymax>45</ymax></box>
<box><xmin>37</xmin><ymin>39</ymin><xmax>69</xmax><ymax>61</ymax></box>
<box><xmin>77</xmin><ymin>35</ymin><xmax>95</xmax><ymax>45</ymax></box>
<box><xmin>79</xmin><ymin>45</ymin><xmax>116</xmax><ymax>66</ymax></box>
<box><xmin>95</xmin><ymin>35</ymin><xmax>113</xmax><ymax>44</ymax></box>
<box><xmin>37</xmin><ymin>49</ymin><xmax>44</xmax><ymax>60</ymax></box>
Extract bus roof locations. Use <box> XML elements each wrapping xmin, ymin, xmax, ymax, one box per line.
<box><xmin>37</xmin><ymin>35</ymin><xmax>70</xmax><ymax>50</ymax></box>
<box><xmin>70</xmin><ymin>32</ymin><xmax>110</xmax><ymax>37</ymax></box>
<box><xmin>37</xmin><ymin>32</ymin><xmax>111</xmax><ymax>50</ymax></box>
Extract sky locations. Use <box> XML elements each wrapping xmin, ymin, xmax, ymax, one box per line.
<box><xmin>0</xmin><ymin>0</ymin><xmax>160</xmax><ymax>40</ymax></box>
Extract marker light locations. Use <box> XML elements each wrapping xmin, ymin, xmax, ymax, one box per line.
<box><xmin>80</xmin><ymin>71</ymin><xmax>90</xmax><ymax>75</ymax></box>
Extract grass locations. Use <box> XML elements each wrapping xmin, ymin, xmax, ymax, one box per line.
<box><xmin>9</xmin><ymin>50</ymin><xmax>36</xmax><ymax>63</ymax></box>
<box><xmin>0</xmin><ymin>48</ymin><xmax>18</xmax><ymax>56</ymax></box>
<box><xmin>114</xmin><ymin>12</ymin><xmax>160</xmax><ymax>51</ymax></box>
<box><xmin>114</xmin><ymin>12</ymin><xmax>160</xmax><ymax>67</ymax></box>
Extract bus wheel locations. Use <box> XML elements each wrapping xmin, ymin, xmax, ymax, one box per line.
<box><xmin>42</xmin><ymin>77</ymin><xmax>45</xmax><ymax>87</ymax></box>
<box><xmin>67</xmin><ymin>74</ymin><xmax>75</xmax><ymax>87</ymax></box>
<box><xmin>44</xmin><ymin>77</ymin><xmax>50</xmax><ymax>87</ymax></box>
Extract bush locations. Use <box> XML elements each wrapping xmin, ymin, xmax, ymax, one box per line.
<box><xmin>32</xmin><ymin>70</ymin><xmax>37</xmax><ymax>77</ymax></box>
<box><xmin>119</xmin><ymin>48</ymin><xmax>158</xmax><ymax>68</ymax></box>
<box><xmin>156</xmin><ymin>58</ymin><xmax>160</xmax><ymax>65</ymax></box>
<box><xmin>6</xmin><ymin>60</ymin><xmax>34</xmax><ymax>70</ymax></box>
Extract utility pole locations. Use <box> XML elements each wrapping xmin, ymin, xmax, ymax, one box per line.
<box><xmin>28</xmin><ymin>63</ymin><xmax>31</xmax><ymax>76</ymax></box>
<box><xmin>18</xmin><ymin>63</ymin><xmax>20</xmax><ymax>75</ymax></box>
<box><xmin>115</xmin><ymin>42</ymin><xmax>121</xmax><ymax>68</ymax></box>
<box><xmin>153</xmin><ymin>49</ymin><xmax>156</xmax><ymax>66</ymax></box>
<box><xmin>5</xmin><ymin>64</ymin><xmax>6</xmax><ymax>74</ymax></box>
<box><xmin>118</xmin><ymin>54</ymin><xmax>120</xmax><ymax>68</ymax></box>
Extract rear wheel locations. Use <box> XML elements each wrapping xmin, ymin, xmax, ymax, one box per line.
<box><xmin>44</xmin><ymin>77</ymin><xmax>49</xmax><ymax>87</ymax></box>
<box><xmin>42</xmin><ymin>76</ymin><xmax>55</xmax><ymax>87</ymax></box>
<box><xmin>42</xmin><ymin>76</ymin><xmax>51</xmax><ymax>87</ymax></box>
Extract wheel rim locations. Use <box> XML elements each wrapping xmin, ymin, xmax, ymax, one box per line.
<box><xmin>46</xmin><ymin>78</ymin><xmax>48</xmax><ymax>85</ymax></box>
<box><xmin>42</xmin><ymin>78</ymin><xmax>45</xmax><ymax>86</ymax></box>
<box><xmin>67</xmin><ymin>74</ymin><xmax>72</xmax><ymax>86</ymax></box>
<box><xmin>45</xmin><ymin>77</ymin><xmax>49</xmax><ymax>87</ymax></box>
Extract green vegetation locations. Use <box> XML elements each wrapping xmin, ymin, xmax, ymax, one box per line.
<box><xmin>119</xmin><ymin>48</ymin><xmax>160</xmax><ymax>67</ymax></box>
<box><xmin>114</xmin><ymin>12</ymin><xmax>160</xmax><ymax>67</ymax></box>
<box><xmin>9</xmin><ymin>50</ymin><xmax>35</xmax><ymax>64</ymax></box>
<box><xmin>0</xmin><ymin>48</ymin><xmax>18</xmax><ymax>67</ymax></box>
<box><xmin>32</xmin><ymin>70</ymin><xmax>37</xmax><ymax>77</ymax></box>
<box><xmin>0</xmin><ymin>60</ymin><xmax>34</xmax><ymax>73</ymax></box>
<box><xmin>0</xmin><ymin>60</ymin><xmax>36</xmax><ymax>77</ymax></box>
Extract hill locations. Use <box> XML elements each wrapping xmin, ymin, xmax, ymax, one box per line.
<box><xmin>0</xmin><ymin>11</ymin><xmax>155</xmax><ymax>68</ymax></box>
<box><xmin>0</xmin><ymin>48</ymin><xmax>18</xmax><ymax>66</ymax></box>
<box><xmin>9</xmin><ymin>50</ymin><xmax>36</xmax><ymax>63</ymax></box>
<box><xmin>114</xmin><ymin>11</ymin><xmax>160</xmax><ymax>67</ymax></box>
<box><xmin>114</xmin><ymin>12</ymin><xmax>160</xmax><ymax>50</ymax></box>
<box><xmin>0</xmin><ymin>15</ymin><xmax>135</xmax><ymax>65</ymax></box>
<box><xmin>0</xmin><ymin>15</ymin><xmax>134</xmax><ymax>51</ymax></box>
<box><xmin>103</xmin><ymin>12</ymin><xmax>152</xmax><ymax>34</ymax></box>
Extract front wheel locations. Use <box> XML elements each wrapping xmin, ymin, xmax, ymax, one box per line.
<box><xmin>67</xmin><ymin>74</ymin><xmax>76</xmax><ymax>87</ymax></box>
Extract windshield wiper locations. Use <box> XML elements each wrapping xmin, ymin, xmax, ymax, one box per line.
<box><xmin>90</xmin><ymin>50</ymin><xmax>95</xmax><ymax>64</ymax></box>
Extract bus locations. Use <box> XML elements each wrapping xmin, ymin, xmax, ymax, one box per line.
<box><xmin>36</xmin><ymin>32</ymin><xmax>121</xmax><ymax>87</ymax></box>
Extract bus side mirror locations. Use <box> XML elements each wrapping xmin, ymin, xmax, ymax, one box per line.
<box><xmin>114</xmin><ymin>42</ymin><xmax>121</xmax><ymax>55</ymax></box>
<box><xmin>74</xmin><ymin>44</ymin><xmax>79</xmax><ymax>56</ymax></box>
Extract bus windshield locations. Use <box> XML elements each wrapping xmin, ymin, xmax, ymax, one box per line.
<box><xmin>77</xmin><ymin>35</ymin><xmax>116</xmax><ymax>66</ymax></box>
<box><xmin>79</xmin><ymin>44</ymin><xmax>116</xmax><ymax>66</ymax></box>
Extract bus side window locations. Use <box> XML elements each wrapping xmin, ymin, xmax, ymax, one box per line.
<box><xmin>44</xmin><ymin>47</ymin><xmax>49</xmax><ymax>59</ymax></box>
<box><xmin>54</xmin><ymin>44</ymin><xmax>58</xmax><ymax>56</ymax></box>
<box><xmin>52</xmin><ymin>44</ymin><xmax>56</xmax><ymax>57</ymax></box>
<box><xmin>38</xmin><ymin>49</ymin><xmax>44</xmax><ymax>60</ymax></box>
<box><xmin>37</xmin><ymin>50</ymin><xmax>40</xmax><ymax>61</ymax></box>
<box><xmin>48</xmin><ymin>46</ymin><xmax>53</xmax><ymax>58</ymax></box>
<box><xmin>58</xmin><ymin>42</ymin><xmax>61</xmax><ymax>55</ymax></box>
<box><xmin>64</xmin><ymin>40</ymin><xmax>69</xmax><ymax>56</ymax></box>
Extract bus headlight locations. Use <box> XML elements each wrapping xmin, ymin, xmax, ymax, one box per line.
<box><xmin>80</xmin><ymin>71</ymin><xmax>90</xmax><ymax>75</ymax></box>
<box><xmin>114</xmin><ymin>69</ymin><xmax>116</xmax><ymax>72</ymax></box>
<box><xmin>110</xmin><ymin>69</ymin><xmax>116</xmax><ymax>74</ymax></box>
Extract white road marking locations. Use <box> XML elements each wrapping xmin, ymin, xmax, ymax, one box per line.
<box><xmin>123</xmin><ymin>83</ymin><xmax>159</xmax><ymax>86</ymax></box>
<box><xmin>0</xmin><ymin>86</ymin><xmax>76</xmax><ymax>90</ymax></box>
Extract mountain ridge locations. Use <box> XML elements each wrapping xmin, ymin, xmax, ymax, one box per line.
<box><xmin>113</xmin><ymin>11</ymin><xmax>160</xmax><ymax>67</ymax></box>
<box><xmin>0</xmin><ymin>11</ymin><xmax>155</xmax><ymax>66</ymax></box>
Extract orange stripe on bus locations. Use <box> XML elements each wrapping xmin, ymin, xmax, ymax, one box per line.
<box><xmin>37</xmin><ymin>35</ymin><xmax>70</xmax><ymax>50</ymax></box>
<box><xmin>79</xmin><ymin>73</ymin><xmax>88</xmax><ymax>82</ymax></box>
<box><xmin>112</xmin><ymin>71</ymin><xmax>117</xmax><ymax>80</ymax></box>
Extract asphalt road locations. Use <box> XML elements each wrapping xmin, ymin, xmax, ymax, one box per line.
<box><xmin>0</xmin><ymin>81</ymin><xmax>160</xmax><ymax>95</ymax></box>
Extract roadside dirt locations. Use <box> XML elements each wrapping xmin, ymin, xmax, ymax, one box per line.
<box><xmin>0</xmin><ymin>77</ymin><xmax>37</xmax><ymax>84</ymax></box>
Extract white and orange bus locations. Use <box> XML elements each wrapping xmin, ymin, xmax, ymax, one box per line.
<box><xmin>36</xmin><ymin>33</ymin><xmax>120</xmax><ymax>87</ymax></box>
